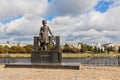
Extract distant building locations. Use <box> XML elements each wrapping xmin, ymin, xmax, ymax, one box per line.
<box><xmin>102</xmin><ymin>43</ymin><xmax>120</xmax><ymax>52</ymax></box>
<box><xmin>102</xmin><ymin>43</ymin><xmax>115</xmax><ymax>48</ymax></box>
<box><xmin>115</xmin><ymin>44</ymin><xmax>120</xmax><ymax>47</ymax></box>
<box><xmin>61</xmin><ymin>43</ymin><xmax>81</xmax><ymax>49</ymax></box>
<box><xmin>95</xmin><ymin>41</ymin><xmax>105</xmax><ymax>52</ymax></box>
<box><xmin>68</xmin><ymin>43</ymin><xmax>81</xmax><ymax>49</ymax></box>
<box><xmin>0</xmin><ymin>42</ymin><xmax>31</xmax><ymax>47</ymax></box>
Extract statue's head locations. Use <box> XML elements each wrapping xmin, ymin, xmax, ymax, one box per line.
<box><xmin>42</xmin><ymin>20</ymin><xmax>47</xmax><ymax>26</ymax></box>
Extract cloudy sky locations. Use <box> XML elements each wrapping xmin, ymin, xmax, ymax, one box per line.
<box><xmin>0</xmin><ymin>0</ymin><xmax>120</xmax><ymax>44</ymax></box>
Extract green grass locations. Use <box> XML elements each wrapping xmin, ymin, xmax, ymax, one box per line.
<box><xmin>0</xmin><ymin>53</ymin><xmax>119</xmax><ymax>58</ymax></box>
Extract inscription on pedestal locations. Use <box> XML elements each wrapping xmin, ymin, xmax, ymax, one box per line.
<box><xmin>31</xmin><ymin>51</ymin><xmax>61</xmax><ymax>63</ymax></box>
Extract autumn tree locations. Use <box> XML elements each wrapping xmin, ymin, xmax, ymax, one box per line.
<box><xmin>0</xmin><ymin>45</ymin><xmax>5</xmax><ymax>53</ymax></box>
<box><xmin>62</xmin><ymin>43</ymin><xmax>72</xmax><ymax>53</ymax></box>
<box><xmin>23</xmin><ymin>45</ymin><xmax>33</xmax><ymax>53</ymax></box>
<box><xmin>9</xmin><ymin>46</ymin><xmax>26</xmax><ymax>53</ymax></box>
<box><xmin>80</xmin><ymin>43</ymin><xmax>87</xmax><ymax>52</ymax></box>
<box><xmin>62</xmin><ymin>43</ymin><xmax>80</xmax><ymax>53</ymax></box>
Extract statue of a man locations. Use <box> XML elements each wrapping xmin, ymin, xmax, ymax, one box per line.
<box><xmin>39</xmin><ymin>20</ymin><xmax>53</xmax><ymax>50</ymax></box>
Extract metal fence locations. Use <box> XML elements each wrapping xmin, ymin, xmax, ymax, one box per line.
<box><xmin>83</xmin><ymin>56</ymin><xmax>120</xmax><ymax>66</ymax></box>
<box><xmin>63</xmin><ymin>56</ymin><xmax>120</xmax><ymax>66</ymax></box>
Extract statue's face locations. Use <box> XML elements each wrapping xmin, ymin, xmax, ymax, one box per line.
<box><xmin>42</xmin><ymin>20</ymin><xmax>47</xmax><ymax>26</ymax></box>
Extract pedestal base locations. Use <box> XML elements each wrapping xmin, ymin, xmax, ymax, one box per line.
<box><xmin>31</xmin><ymin>51</ymin><xmax>62</xmax><ymax>63</ymax></box>
<box><xmin>5</xmin><ymin>63</ymin><xmax>80</xmax><ymax>70</ymax></box>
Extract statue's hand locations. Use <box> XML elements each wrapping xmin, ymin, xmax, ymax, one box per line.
<box><xmin>51</xmin><ymin>36</ymin><xmax>56</xmax><ymax>45</ymax></box>
<box><xmin>52</xmin><ymin>36</ymin><xmax>56</xmax><ymax>41</ymax></box>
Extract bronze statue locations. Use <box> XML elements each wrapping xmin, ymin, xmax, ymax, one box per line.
<box><xmin>39</xmin><ymin>20</ymin><xmax>54</xmax><ymax>50</ymax></box>
<box><xmin>31</xmin><ymin>20</ymin><xmax>62</xmax><ymax>63</ymax></box>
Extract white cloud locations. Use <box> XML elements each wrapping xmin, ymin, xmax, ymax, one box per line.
<box><xmin>102</xmin><ymin>30</ymin><xmax>120</xmax><ymax>37</ymax></box>
<box><xmin>47</xmin><ymin>2</ymin><xmax>120</xmax><ymax>43</ymax></box>
<box><xmin>0</xmin><ymin>23</ymin><xmax>7</xmax><ymax>39</ymax></box>
<box><xmin>72</xmin><ymin>29</ymin><xmax>101</xmax><ymax>37</ymax></box>
<box><xmin>110</xmin><ymin>0</ymin><xmax>120</xmax><ymax>7</ymax></box>
<box><xmin>5</xmin><ymin>15</ymin><xmax>44</xmax><ymax>36</ymax></box>
<box><xmin>0</xmin><ymin>23</ymin><xmax>4</xmax><ymax>33</ymax></box>
<box><xmin>88</xmin><ymin>7</ymin><xmax>120</xmax><ymax>31</ymax></box>
<box><xmin>46</xmin><ymin>0</ymin><xmax>98</xmax><ymax>16</ymax></box>
<box><xmin>0</xmin><ymin>0</ymin><xmax>120</xmax><ymax>44</ymax></box>
<box><xmin>1</xmin><ymin>15</ymin><xmax>44</xmax><ymax>42</ymax></box>
<box><xmin>0</xmin><ymin>0</ymin><xmax>48</xmax><ymax>19</ymax></box>
<box><xmin>0</xmin><ymin>0</ymin><xmax>48</xmax><ymax>42</ymax></box>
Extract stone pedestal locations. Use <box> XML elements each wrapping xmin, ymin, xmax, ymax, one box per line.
<box><xmin>31</xmin><ymin>36</ymin><xmax>62</xmax><ymax>63</ymax></box>
<box><xmin>31</xmin><ymin>51</ymin><xmax>61</xmax><ymax>63</ymax></box>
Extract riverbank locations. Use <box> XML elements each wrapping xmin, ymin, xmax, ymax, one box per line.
<box><xmin>0</xmin><ymin>64</ymin><xmax>120</xmax><ymax>80</ymax></box>
<box><xmin>0</xmin><ymin>53</ymin><xmax>119</xmax><ymax>58</ymax></box>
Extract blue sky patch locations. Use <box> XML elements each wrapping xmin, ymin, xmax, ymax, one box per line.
<box><xmin>95</xmin><ymin>0</ymin><xmax>113</xmax><ymax>13</ymax></box>
<box><xmin>48</xmin><ymin>0</ymin><xmax>52</xmax><ymax>2</ymax></box>
<box><xmin>45</xmin><ymin>16</ymin><xmax>55</xmax><ymax>21</ymax></box>
<box><xmin>0</xmin><ymin>15</ymin><xmax>22</xmax><ymax>24</ymax></box>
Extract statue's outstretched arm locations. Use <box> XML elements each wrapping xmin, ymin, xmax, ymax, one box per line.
<box><xmin>48</xmin><ymin>27</ymin><xmax>53</xmax><ymax>37</ymax></box>
<box><xmin>39</xmin><ymin>27</ymin><xmax>42</xmax><ymax>41</ymax></box>
<box><xmin>48</xmin><ymin>27</ymin><xmax>56</xmax><ymax>43</ymax></box>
